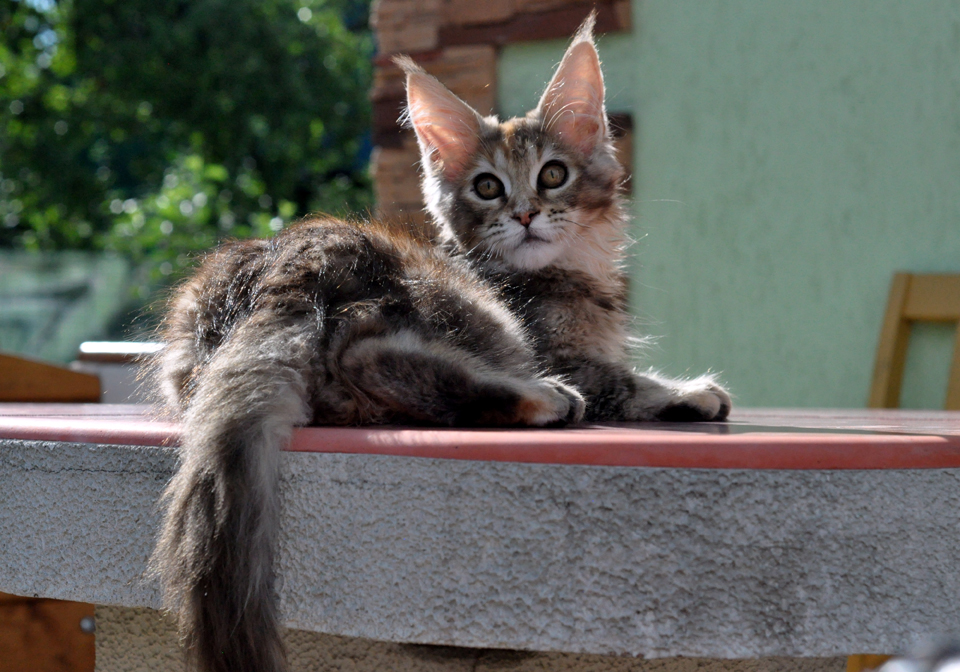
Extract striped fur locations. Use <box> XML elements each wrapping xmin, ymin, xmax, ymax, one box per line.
<box><xmin>152</xmin><ymin>217</ymin><xmax>583</xmax><ymax>672</ymax></box>
<box><xmin>401</xmin><ymin>14</ymin><xmax>731</xmax><ymax>422</ymax></box>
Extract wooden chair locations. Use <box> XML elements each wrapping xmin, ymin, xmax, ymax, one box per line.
<box><xmin>0</xmin><ymin>593</ymin><xmax>95</xmax><ymax>672</ymax></box>
<box><xmin>0</xmin><ymin>352</ymin><xmax>98</xmax><ymax>672</ymax></box>
<box><xmin>847</xmin><ymin>654</ymin><xmax>892</xmax><ymax>672</ymax></box>
<box><xmin>0</xmin><ymin>353</ymin><xmax>100</xmax><ymax>403</ymax></box>
<box><xmin>869</xmin><ymin>273</ymin><xmax>960</xmax><ymax>410</ymax></box>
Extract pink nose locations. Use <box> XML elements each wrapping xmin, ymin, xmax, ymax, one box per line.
<box><xmin>513</xmin><ymin>210</ymin><xmax>540</xmax><ymax>227</ymax></box>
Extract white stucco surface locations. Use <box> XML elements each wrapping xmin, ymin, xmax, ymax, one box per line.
<box><xmin>95</xmin><ymin>605</ymin><xmax>845</xmax><ymax>672</ymax></box>
<box><xmin>2</xmin><ymin>437</ymin><xmax>959</xmax><ymax>659</ymax></box>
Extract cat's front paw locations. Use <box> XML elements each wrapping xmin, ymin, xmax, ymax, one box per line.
<box><xmin>517</xmin><ymin>377</ymin><xmax>585</xmax><ymax>426</ymax></box>
<box><xmin>657</xmin><ymin>377</ymin><xmax>731</xmax><ymax>422</ymax></box>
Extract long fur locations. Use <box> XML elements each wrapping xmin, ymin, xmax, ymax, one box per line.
<box><xmin>401</xmin><ymin>14</ymin><xmax>732</xmax><ymax>422</ymax></box>
<box><xmin>152</xmin><ymin>319</ymin><xmax>312</xmax><ymax>672</ymax></box>
<box><xmin>150</xmin><ymin>217</ymin><xmax>583</xmax><ymax>672</ymax></box>
<box><xmin>153</xmin><ymin>16</ymin><xmax>732</xmax><ymax>671</ymax></box>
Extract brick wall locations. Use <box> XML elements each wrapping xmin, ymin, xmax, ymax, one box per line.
<box><xmin>369</xmin><ymin>0</ymin><xmax>633</xmax><ymax>224</ymax></box>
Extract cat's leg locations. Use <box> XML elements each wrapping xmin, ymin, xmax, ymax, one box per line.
<box><xmin>628</xmin><ymin>370</ymin><xmax>731</xmax><ymax>422</ymax></box>
<box><xmin>339</xmin><ymin>329</ymin><xmax>584</xmax><ymax>426</ymax></box>
<box><xmin>553</xmin><ymin>358</ymin><xmax>731</xmax><ymax>422</ymax></box>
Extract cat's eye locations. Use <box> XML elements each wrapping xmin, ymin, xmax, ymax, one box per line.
<box><xmin>473</xmin><ymin>174</ymin><xmax>504</xmax><ymax>200</ymax></box>
<box><xmin>538</xmin><ymin>161</ymin><xmax>568</xmax><ymax>189</ymax></box>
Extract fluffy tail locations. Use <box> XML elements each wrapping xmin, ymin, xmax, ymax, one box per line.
<box><xmin>152</xmin><ymin>320</ymin><xmax>313</xmax><ymax>672</ymax></box>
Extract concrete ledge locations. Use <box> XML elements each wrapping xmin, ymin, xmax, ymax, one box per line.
<box><xmin>3</xmin><ymin>437</ymin><xmax>960</xmax><ymax>658</ymax></box>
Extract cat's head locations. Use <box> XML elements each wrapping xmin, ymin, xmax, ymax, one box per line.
<box><xmin>399</xmin><ymin>15</ymin><xmax>626</xmax><ymax>275</ymax></box>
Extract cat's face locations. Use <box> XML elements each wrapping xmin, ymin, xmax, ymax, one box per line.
<box><xmin>400</xmin><ymin>18</ymin><xmax>625</xmax><ymax>273</ymax></box>
<box><xmin>439</xmin><ymin>116</ymin><xmax>622</xmax><ymax>270</ymax></box>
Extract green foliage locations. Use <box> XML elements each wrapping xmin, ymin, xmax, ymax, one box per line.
<box><xmin>0</xmin><ymin>0</ymin><xmax>373</xmax><ymax>294</ymax></box>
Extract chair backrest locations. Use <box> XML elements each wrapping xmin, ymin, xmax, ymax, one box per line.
<box><xmin>869</xmin><ymin>273</ymin><xmax>960</xmax><ymax>410</ymax></box>
<box><xmin>0</xmin><ymin>352</ymin><xmax>100</xmax><ymax>402</ymax></box>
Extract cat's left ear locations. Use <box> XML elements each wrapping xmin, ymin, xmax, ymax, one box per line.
<box><xmin>397</xmin><ymin>56</ymin><xmax>483</xmax><ymax>181</ymax></box>
<box><xmin>536</xmin><ymin>13</ymin><xmax>607</xmax><ymax>155</ymax></box>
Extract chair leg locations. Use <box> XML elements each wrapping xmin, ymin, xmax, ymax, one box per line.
<box><xmin>869</xmin><ymin>273</ymin><xmax>912</xmax><ymax>408</ymax></box>
<box><xmin>946</xmin><ymin>322</ymin><xmax>960</xmax><ymax>410</ymax></box>
<box><xmin>0</xmin><ymin>592</ymin><xmax>95</xmax><ymax>672</ymax></box>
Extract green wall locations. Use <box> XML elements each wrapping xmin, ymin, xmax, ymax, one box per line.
<box><xmin>499</xmin><ymin>1</ymin><xmax>960</xmax><ymax>408</ymax></box>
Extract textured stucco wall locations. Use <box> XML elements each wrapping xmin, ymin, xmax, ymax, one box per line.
<box><xmin>95</xmin><ymin>605</ymin><xmax>845</xmax><ymax>672</ymax></box>
<box><xmin>4</xmin><ymin>438</ymin><xmax>960</xmax><ymax>659</ymax></box>
<box><xmin>498</xmin><ymin>2</ymin><xmax>960</xmax><ymax>409</ymax></box>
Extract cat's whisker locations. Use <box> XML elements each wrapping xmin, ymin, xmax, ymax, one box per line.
<box><xmin>463</xmin><ymin>237</ymin><xmax>500</xmax><ymax>264</ymax></box>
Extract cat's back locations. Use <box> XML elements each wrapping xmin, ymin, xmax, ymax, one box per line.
<box><xmin>158</xmin><ymin>215</ymin><xmax>528</xmax><ymax>414</ymax></box>
<box><xmin>261</xmin><ymin>216</ymin><xmax>445</xmax><ymax>304</ymax></box>
<box><xmin>162</xmin><ymin>216</ymin><xmax>479</xmax><ymax>361</ymax></box>
<box><xmin>172</xmin><ymin>216</ymin><xmax>440</xmax><ymax>326</ymax></box>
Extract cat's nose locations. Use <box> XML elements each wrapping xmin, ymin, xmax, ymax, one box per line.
<box><xmin>512</xmin><ymin>210</ymin><xmax>540</xmax><ymax>227</ymax></box>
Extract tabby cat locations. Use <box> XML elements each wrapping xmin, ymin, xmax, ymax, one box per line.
<box><xmin>152</xmin><ymin>220</ymin><xmax>584</xmax><ymax>672</ymax></box>
<box><xmin>400</xmin><ymin>14</ymin><xmax>730</xmax><ymax>422</ymax></box>
<box><xmin>152</xmin><ymin>15</ymin><xmax>728</xmax><ymax>672</ymax></box>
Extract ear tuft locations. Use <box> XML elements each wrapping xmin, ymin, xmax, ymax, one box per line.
<box><xmin>399</xmin><ymin>57</ymin><xmax>482</xmax><ymax>181</ymax></box>
<box><xmin>572</xmin><ymin>9</ymin><xmax>596</xmax><ymax>45</ymax></box>
<box><xmin>536</xmin><ymin>12</ymin><xmax>607</xmax><ymax>155</ymax></box>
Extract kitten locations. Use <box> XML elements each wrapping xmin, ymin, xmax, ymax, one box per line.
<box><xmin>152</xmin><ymin>16</ymin><xmax>730</xmax><ymax>672</ymax></box>
<box><xmin>152</xmin><ymin>217</ymin><xmax>583</xmax><ymax>672</ymax></box>
<box><xmin>400</xmin><ymin>14</ymin><xmax>731</xmax><ymax>422</ymax></box>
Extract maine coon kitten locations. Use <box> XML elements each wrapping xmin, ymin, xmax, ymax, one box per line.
<box><xmin>152</xmin><ymin>217</ymin><xmax>583</xmax><ymax>672</ymax></box>
<box><xmin>400</xmin><ymin>14</ymin><xmax>731</xmax><ymax>422</ymax></box>
<box><xmin>152</xmin><ymin>16</ymin><xmax>728</xmax><ymax>672</ymax></box>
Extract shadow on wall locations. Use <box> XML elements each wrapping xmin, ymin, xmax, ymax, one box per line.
<box><xmin>0</xmin><ymin>251</ymin><xmax>132</xmax><ymax>363</ymax></box>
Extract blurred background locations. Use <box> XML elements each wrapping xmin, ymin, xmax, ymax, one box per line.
<box><xmin>2</xmin><ymin>0</ymin><xmax>959</xmax><ymax>409</ymax></box>
<box><xmin>0</xmin><ymin>0</ymin><xmax>374</xmax><ymax>359</ymax></box>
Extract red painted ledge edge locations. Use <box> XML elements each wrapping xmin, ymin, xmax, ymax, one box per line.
<box><xmin>2</xmin><ymin>405</ymin><xmax>960</xmax><ymax>470</ymax></box>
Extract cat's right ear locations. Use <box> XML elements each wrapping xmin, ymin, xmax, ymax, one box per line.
<box><xmin>396</xmin><ymin>56</ymin><xmax>482</xmax><ymax>181</ymax></box>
